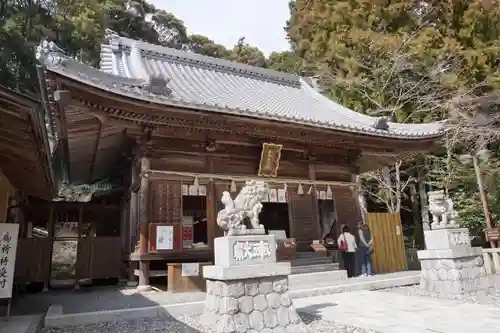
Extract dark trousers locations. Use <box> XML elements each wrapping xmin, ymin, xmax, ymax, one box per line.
<box><xmin>342</xmin><ymin>251</ymin><xmax>355</xmax><ymax>278</ymax></box>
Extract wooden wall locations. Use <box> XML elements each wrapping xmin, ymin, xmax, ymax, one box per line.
<box><xmin>146</xmin><ymin>150</ymin><xmax>360</xmax><ymax>253</ymax></box>
<box><xmin>332</xmin><ymin>186</ymin><xmax>361</xmax><ymax>234</ymax></box>
<box><xmin>0</xmin><ymin>171</ymin><xmax>14</xmax><ymax>222</ymax></box>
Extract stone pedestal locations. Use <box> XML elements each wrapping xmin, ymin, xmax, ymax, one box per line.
<box><xmin>417</xmin><ymin>228</ymin><xmax>490</xmax><ymax>297</ymax></box>
<box><xmin>202</xmin><ymin>235</ymin><xmax>307</xmax><ymax>333</ymax></box>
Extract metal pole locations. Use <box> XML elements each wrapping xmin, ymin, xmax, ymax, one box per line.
<box><xmin>472</xmin><ymin>155</ymin><xmax>496</xmax><ymax>248</ymax></box>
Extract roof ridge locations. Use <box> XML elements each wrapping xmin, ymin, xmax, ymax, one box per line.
<box><xmin>102</xmin><ymin>35</ymin><xmax>301</xmax><ymax>87</ymax></box>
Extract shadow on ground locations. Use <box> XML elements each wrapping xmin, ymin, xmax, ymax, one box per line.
<box><xmin>0</xmin><ymin>283</ymin><xmax>205</xmax><ymax>316</ymax></box>
<box><xmin>297</xmin><ymin>302</ymin><xmax>337</xmax><ymax>324</ymax></box>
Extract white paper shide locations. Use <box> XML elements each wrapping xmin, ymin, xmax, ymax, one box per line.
<box><xmin>0</xmin><ymin>223</ymin><xmax>19</xmax><ymax>299</ymax></box>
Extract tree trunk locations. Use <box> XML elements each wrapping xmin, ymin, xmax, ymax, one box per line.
<box><xmin>356</xmin><ymin>175</ymin><xmax>368</xmax><ymax>223</ymax></box>
<box><xmin>395</xmin><ymin>162</ymin><xmax>402</xmax><ymax>213</ymax></box>
<box><xmin>410</xmin><ymin>183</ymin><xmax>424</xmax><ymax>249</ymax></box>
<box><xmin>419</xmin><ymin>179</ymin><xmax>430</xmax><ymax>231</ymax></box>
<box><xmin>381</xmin><ymin>166</ymin><xmax>395</xmax><ymax>212</ymax></box>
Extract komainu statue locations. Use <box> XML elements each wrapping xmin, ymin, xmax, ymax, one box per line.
<box><xmin>217</xmin><ymin>180</ymin><xmax>270</xmax><ymax>236</ymax></box>
<box><xmin>428</xmin><ymin>190</ymin><xmax>459</xmax><ymax>229</ymax></box>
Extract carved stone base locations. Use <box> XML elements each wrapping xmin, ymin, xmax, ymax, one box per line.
<box><xmin>201</xmin><ymin>275</ymin><xmax>307</xmax><ymax>333</ymax></box>
<box><xmin>417</xmin><ymin>228</ymin><xmax>491</xmax><ymax>297</ymax></box>
<box><xmin>214</xmin><ymin>235</ymin><xmax>277</xmax><ymax>267</ymax></box>
<box><xmin>418</xmin><ymin>250</ymin><xmax>490</xmax><ymax>297</ymax></box>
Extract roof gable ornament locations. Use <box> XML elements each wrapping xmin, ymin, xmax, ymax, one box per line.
<box><xmin>142</xmin><ymin>75</ymin><xmax>172</xmax><ymax>96</ymax></box>
<box><xmin>35</xmin><ymin>39</ymin><xmax>67</xmax><ymax>68</ymax></box>
<box><xmin>372</xmin><ymin>116</ymin><xmax>390</xmax><ymax>131</ymax></box>
<box><xmin>104</xmin><ymin>28</ymin><xmax>121</xmax><ymax>51</ymax></box>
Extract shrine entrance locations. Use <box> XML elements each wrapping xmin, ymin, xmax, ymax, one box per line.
<box><xmin>260</xmin><ymin>203</ymin><xmax>290</xmax><ymax>237</ymax></box>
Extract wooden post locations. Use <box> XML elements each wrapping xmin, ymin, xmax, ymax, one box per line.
<box><xmin>206</xmin><ymin>157</ymin><xmax>217</xmax><ymax>250</ymax></box>
<box><xmin>473</xmin><ymin>156</ymin><xmax>495</xmax><ymax>248</ymax></box>
<box><xmin>137</xmin><ymin>156</ymin><xmax>152</xmax><ymax>291</ymax></box>
<box><xmin>128</xmin><ymin>162</ymin><xmax>139</xmax><ymax>286</ymax></box>
<box><xmin>44</xmin><ymin>205</ymin><xmax>54</xmax><ymax>292</ymax></box>
<box><xmin>74</xmin><ymin>206</ymin><xmax>83</xmax><ymax>290</ymax></box>
<box><xmin>308</xmin><ymin>163</ymin><xmax>321</xmax><ymax>241</ymax></box>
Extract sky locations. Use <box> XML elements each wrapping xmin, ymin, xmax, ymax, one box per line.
<box><xmin>148</xmin><ymin>0</ymin><xmax>291</xmax><ymax>56</ymax></box>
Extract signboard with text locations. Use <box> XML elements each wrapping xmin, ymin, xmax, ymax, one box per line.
<box><xmin>0</xmin><ymin>223</ymin><xmax>19</xmax><ymax>299</ymax></box>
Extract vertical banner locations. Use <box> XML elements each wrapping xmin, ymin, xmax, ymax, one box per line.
<box><xmin>0</xmin><ymin>223</ymin><xmax>19</xmax><ymax>299</ymax></box>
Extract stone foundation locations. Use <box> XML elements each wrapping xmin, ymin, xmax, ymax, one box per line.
<box><xmin>419</xmin><ymin>251</ymin><xmax>489</xmax><ymax>296</ymax></box>
<box><xmin>202</xmin><ymin>235</ymin><xmax>307</xmax><ymax>333</ymax></box>
<box><xmin>201</xmin><ymin>275</ymin><xmax>306</xmax><ymax>333</ymax></box>
<box><xmin>417</xmin><ymin>228</ymin><xmax>491</xmax><ymax>297</ymax></box>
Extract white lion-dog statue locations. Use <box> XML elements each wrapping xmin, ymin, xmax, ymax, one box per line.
<box><xmin>428</xmin><ymin>190</ymin><xmax>459</xmax><ymax>229</ymax></box>
<box><xmin>217</xmin><ymin>180</ymin><xmax>270</xmax><ymax>235</ymax></box>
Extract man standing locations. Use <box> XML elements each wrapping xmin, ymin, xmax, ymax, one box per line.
<box><xmin>358</xmin><ymin>223</ymin><xmax>373</xmax><ymax>276</ymax></box>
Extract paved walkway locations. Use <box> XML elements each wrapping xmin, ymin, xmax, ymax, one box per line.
<box><xmin>295</xmin><ymin>290</ymin><xmax>500</xmax><ymax>333</ymax></box>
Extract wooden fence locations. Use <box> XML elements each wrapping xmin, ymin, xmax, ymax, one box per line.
<box><xmin>367</xmin><ymin>212</ymin><xmax>408</xmax><ymax>273</ymax></box>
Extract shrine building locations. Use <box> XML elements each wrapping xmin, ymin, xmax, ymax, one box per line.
<box><xmin>10</xmin><ymin>34</ymin><xmax>443</xmax><ymax>292</ymax></box>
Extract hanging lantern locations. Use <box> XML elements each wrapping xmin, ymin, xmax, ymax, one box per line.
<box><xmin>297</xmin><ymin>183</ymin><xmax>304</xmax><ymax>195</ymax></box>
<box><xmin>193</xmin><ymin>176</ymin><xmax>199</xmax><ymax>189</ymax></box>
<box><xmin>284</xmin><ymin>183</ymin><xmax>288</xmax><ymax>191</ymax></box>
<box><xmin>230</xmin><ymin>180</ymin><xmax>237</xmax><ymax>192</ymax></box>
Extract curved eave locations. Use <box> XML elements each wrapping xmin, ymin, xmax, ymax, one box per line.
<box><xmin>44</xmin><ymin>57</ymin><xmax>445</xmax><ymax>141</ymax></box>
<box><xmin>0</xmin><ymin>86</ymin><xmax>55</xmax><ymax>200</ymax></box>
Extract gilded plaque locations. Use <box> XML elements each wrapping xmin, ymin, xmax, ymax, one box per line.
<box><xmin>258</xmin><ymin>143</ymin><xmax>282</xmax><ymax>177</ymax></box>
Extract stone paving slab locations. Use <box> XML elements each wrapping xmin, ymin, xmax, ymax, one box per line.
<box><xmin>294</xmin><ymin>290</ymin><xmax>500</xmax><ymax>333</ymax></box>
<box><xmin>43</xmin><ymin>271</ymin><xmax>422</xmax><ymax>328</ymax></box>
<box><xmin>0</xmin><ymin>314</ymin><xmax>43</xmax><ymax>333</ymax></box>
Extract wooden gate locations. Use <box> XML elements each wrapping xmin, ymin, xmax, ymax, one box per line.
<box><xmin>367</xmin><ymin>213</ymin><xmax>407</xmax><ymax>273</ymax></box>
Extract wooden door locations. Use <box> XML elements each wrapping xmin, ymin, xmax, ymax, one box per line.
<box><xmin>367</xmin><ymin>213</ymin><xmax>407</xmax><ymax>273</ymax></box>
<box><xmin>287</xmin><ymin>186</ymin><xmax>320</xmax><ymax>251</ymax></box>
<box><xmin>332</xmin><ymin>186</ymin><xmax>361</xmax><ymax>235</ymax></box>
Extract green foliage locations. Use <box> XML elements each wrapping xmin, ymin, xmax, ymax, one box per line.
<box><xmin>287</xmin><ymin>0</ymin><xmax>500</xmax><ymax>121</ymax></box>
<box><xmin>1</xmin><ymin>0</ymin><xmax>299</xmax><ymax>94</ymax></box>
<box><xmin>286</xmin><ymin>0</ymin><xmax>500</xmax><ymax>234</ymax></box>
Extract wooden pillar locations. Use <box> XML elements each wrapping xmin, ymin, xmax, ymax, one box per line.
<box><xmin>128</xmin><ymin>162</ymin><xmax>139</xmax><ymax>286</ymax></box>
<box><xmin>137</xmin><ymin>156</ymin><xmax>152</xmax><ymax>291</ymax></box>
<box><xmin>308</xmin><ymin>163</ymin><xmax>321</xmax><ymax>241</ymax></box>
<box><xmin>206</xmin><ymin>158</ymin><xmax>217</xmax><ymax>250</ymax></box>
<box><xmin>44</xmin><ymin>205</ymin><xmax>54</xmax><ymax>292</ymax></box>
<box><xmin>74</xmin><ymin>206</ymin><xmax>83</xmax><ymax>290</ymax></box>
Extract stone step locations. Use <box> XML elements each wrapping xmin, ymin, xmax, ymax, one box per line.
<box><xmin>290</xmin><ymin>257</ymin><xmax>332</xmax><ymax>267</ymax></box>
<box><xmin>295</xmin><ymin>251</ymin><xmax>327</xmax><ymax>259</ymax></box>
<box><xmin>290</xmin><ymin>271</ymin><xmax>421</xmax><ymax>299</ymax></box>
<box><xmin>291</xmin><ymin>263</ymin><xmax>339</xmax><ymax>275</ymax></box>
<box><xmin>288</xmin><ymin>270</ymin><xmax>348</xmax><ymax>290</ymax></box>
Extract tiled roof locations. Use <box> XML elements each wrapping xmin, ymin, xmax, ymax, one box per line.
<box><xmin>35</xmin><ymin>36</ymin><xmax>444</xmax><ymax>139</ymax></box>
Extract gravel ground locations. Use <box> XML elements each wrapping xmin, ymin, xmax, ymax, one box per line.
<box><xmin>382</xmin><ymin>275</ymin><xmax>500</xmax><ymax>306</ymax></box>
<box><xmin>42</xmin><ymin>312</ymin><xmax>382</xmax><ymax>333</ymax></box>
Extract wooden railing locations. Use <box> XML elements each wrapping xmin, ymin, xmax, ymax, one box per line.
<box><xmin>483</xmin><ymin>248</ymin><xmax>500</xmax><ymax>275</ymax></box>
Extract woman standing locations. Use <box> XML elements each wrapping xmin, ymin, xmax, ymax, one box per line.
<box><xmin>358</xmin><ymin>223</ymin><xmax>373</xmax><ymax>276</ymax></box>
<box><xmin>337</xmin><ymin>225</ymin><xmax>357</xmax><ymax>278</ymax></box>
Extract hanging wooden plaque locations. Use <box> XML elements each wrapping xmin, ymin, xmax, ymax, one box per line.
<box><xmin>258</xmin><ymin>143</ymin><xmax>283</xmax><ymax>178</ymax></box>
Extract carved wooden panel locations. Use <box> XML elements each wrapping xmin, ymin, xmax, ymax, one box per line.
<box><xmin>287</xmin><ymin>186</ymin><xmax>320</xmax><ymax>251</ymax></box>
<box><xmin>333</xmin><ymin>187</ymin><xmax>361</xmax><ymax>234</ymax></box>
<box><xmin>149</xmin><ymin>180</ymin><xmax>182</xmax><ymax>224</ymax></box>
